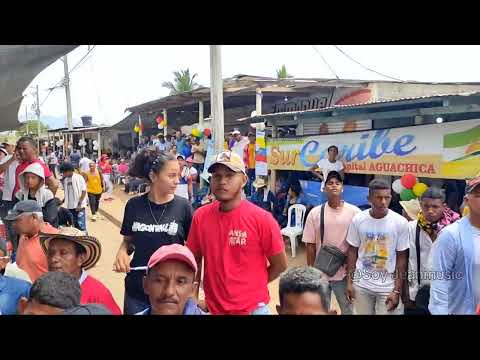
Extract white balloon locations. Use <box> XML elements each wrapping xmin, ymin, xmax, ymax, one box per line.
<box><xmin>93</xmin><ymin>140</ymin><xmax>98</xmax><ymax>146</ymax></box>
<box><xmin>158</xmin><ymin>124</ymin><xmax>164</xmax><ymax>130</ymax></box>
<box><xmin>93</xmin><ymin>145</ymin><xmax>99</xmax><ymax>150</ymax></box>
<box><xmin>392</xmin><ymin>179</ymin><xmax>405</xmax><ymax>194</ymax></box>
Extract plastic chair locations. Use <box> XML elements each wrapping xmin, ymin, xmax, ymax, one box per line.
<box><xmin>280</xmin><ymin>204</ymin><xmax>307</xmax><ymax>258</ymax></box>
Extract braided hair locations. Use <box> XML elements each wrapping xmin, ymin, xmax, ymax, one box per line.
<box><xmin>129</xmin><ymin>149</ymin><xmax>176</xmax><ymax>182</ymax></box>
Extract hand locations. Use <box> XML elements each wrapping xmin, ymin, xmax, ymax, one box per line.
<box><xmin>346</xmin><ymin>282</ymin><xmax>355</xmax><ymax>304</ymax></box>
<box><xmin>113</xmin><ymin>248</ymin><xmax>131</xmax><ymax>273</ymax></box>
<box><xmin>198</xmin><ymin>300</ymin><xmax>208</xmax><ymax>312</ymax></box>
<box><xmin>75</xmin><ymin>206</ymin><xmax>82</xmax><ymax>212</ymax></box>
<box><xmin>0</xmin><ymin>256</ymin><xmax>10</xmax><ymax>271</ymax></box>
<box><xmin>385</xmin><ymin>292</ymin><xmax>400</xmax><ymax>311</ymax></box>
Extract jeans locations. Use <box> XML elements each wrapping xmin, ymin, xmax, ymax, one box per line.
<box><xmin>124</xmin><ymin>293</ymin><xmax>150</xmax><ymax>315</ymax></box>
<box><xmin>88</xmin><ymin>193</ymin><xmax>102</xmax><ymax>215</ymax></box>
<box><xmin>319</xmin><ymin>278</ymin><xmax>353</xmax><ymax>315</ymax></box>
<box><xmin>246</xmin><ymin>168</ymin><xmax>255</xmax><ymax>196</ymax></box>
<box><xmin>68</xmin><ymin>208</ymin><xmax>86</xmax><ymax>231</ymax></box>
<box><xmin>353</xmin><ymin>284</ymin><xmax>403</xmax><ymax>315</ymax></box>
<box><xmin>193</xmin><ymin>163</ymin><xmax>204</xmax><ymax>174</ymax></box>
<box><xmin>48</xmin><ymin>164</ymin><xmax>57</xmax><ymax>178</ymax></box>
<box><xmin>250</xmin><ymin>303</ymin><xmax>271</xmax><ymax>315</ymax></box>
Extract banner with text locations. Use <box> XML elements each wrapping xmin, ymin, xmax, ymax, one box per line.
<box><xmin>267</xmin><ymin>119</ymin><xmax>480</xmax><ymax>179</ymax></box>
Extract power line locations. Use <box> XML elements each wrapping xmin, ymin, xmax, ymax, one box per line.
<box><xmin>69</xmin><ymin>45</ymin><xmax>96</xmax><ymax>74</ymax></box>
<box><xmin>39</xmin><ymin>45</ymin><xmax>97</xmax><ymax>107</ymax></box>
<box><xmin>332</xmin><ymin>45</ymin><xmax>405</xmax><ymax>82</ymax></box>
<box><xmin>311</xmin><ymin>45</ymin><xmax>340</xmax><ymax>79</ymax></box>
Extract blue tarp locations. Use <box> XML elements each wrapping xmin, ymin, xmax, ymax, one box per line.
<box><xmin>299</xmin><ymin>180</ymin><xmax>370</xmax><ymax>208</ymax></box>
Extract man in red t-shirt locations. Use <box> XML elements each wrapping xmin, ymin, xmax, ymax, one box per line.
<box><xmin>186</xmin><ymin>150</ymin><xmax>287</xmax><ymax>315</ymax></box>
<box><xmin>39</xmin><ymin>227</ymin><xmax>122</xmax><ymax>315</ymax></box>
<box><xmin>14</xmin><ymin>137</ymin><xmax>58</xmax><ymax>196</ymax></box>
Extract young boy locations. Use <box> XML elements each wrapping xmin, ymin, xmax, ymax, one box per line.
<box><xmin>59</xmin><ymin>162</ymin><xmax>88</xmax><ymax>231</ymax></box>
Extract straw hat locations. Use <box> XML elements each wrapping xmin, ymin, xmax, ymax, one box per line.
<box><xmin>39</xmin><ymin>227</ymin><xmax>102</xmax><ymax>270</ymax></box>
<box><xmin>399</xmin><ymin>198</ymin><xmax>421</xmax><ymax>220</ymax></box>
<box><xmin>252</xmin><ymin>178</ymin><xmax>267</xmax><ymax>189</ymax></box>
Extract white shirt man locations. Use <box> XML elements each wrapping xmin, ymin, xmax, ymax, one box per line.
<box><xmin>79</xmin><ymin>157</ymin><xmax>91</xmax><ymax>173</ymax></box>
<box><xmin>310</xmin><ymin>145</ymin><xmax>345</xmax><ymax>192</ymax></box>
<box><xmin>0</xmin><ymin>154</ymin><xmax>19</xmax><ymax>202</ymax></box>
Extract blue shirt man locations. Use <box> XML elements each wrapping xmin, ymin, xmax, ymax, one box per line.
<box><xmin>0</xmin><ymin>275</ymin><xmax>31</xmax><ymax>315</ymax></box>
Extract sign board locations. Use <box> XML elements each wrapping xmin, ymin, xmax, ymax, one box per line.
<box><xmin>267</xmin><ymin>119</ymin><xmax>480</xmax><ymax>180</ymax></box>
<box><xmin>255</xmin><ymin>129</ymin><xmax>268</xmax><ymax>176</ymax></box>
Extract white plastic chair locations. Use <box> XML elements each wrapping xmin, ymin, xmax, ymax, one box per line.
<box><xmin>281</xmin><ymin>204</ymin><xmax>307</xmax><ymax>258</ymax></box>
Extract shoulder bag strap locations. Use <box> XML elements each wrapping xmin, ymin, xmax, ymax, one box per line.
<box><xmin>415</xmin><ymin>223</ymin><xmax>421</xmax><ymax>285</ymax></box>
<box><xmin>320</xmin><ymin>203</ymin><xmax>326</xmax><ymax>245</ymax></box>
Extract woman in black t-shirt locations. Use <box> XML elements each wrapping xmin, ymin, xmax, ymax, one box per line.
<box><xmin>113</xmin><ymin>150</ymin><xmax>193</xmax><ymax>314</ymax></box>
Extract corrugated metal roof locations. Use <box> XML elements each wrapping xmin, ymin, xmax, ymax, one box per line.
<box><xmin>238</xmin><ymin>90</ymin><xmax>480</xmax><ymax>122</ymax></box>
<box><xmin>126</xmin><ymin>74</ymin><xmax>480</xmax><ymax>115</ymax></box>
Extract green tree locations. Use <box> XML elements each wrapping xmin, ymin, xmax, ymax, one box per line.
<box><xmin>16</xmin><ymin>120</ymin><xmax>49</xmax><ymax>138</ymax></box>
<box><xmin>162</xmin><ymin>69</ymin><xmax>200</xmax><ymax>95</ymax></box>
<box><xmin>276</xmin><ymin>65</ymin><xmax>292</xmax><ymax>79</ymax></box>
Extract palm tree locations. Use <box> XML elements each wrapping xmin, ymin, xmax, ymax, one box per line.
<box><xmin>276</xmin><ymin>65</ymin><xmax>292</xmax><ymax>79</ymax></box>
<box><xmin>162</xmin><ymin>69</ymin><xmax>200</xmax><ymax>95</ymax></box>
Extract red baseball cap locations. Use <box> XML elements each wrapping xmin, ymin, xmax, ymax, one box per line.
<box><xmin>147</xmin><ymin>244</ymin><xmax>197</xmax><ymax>273</ymax></box>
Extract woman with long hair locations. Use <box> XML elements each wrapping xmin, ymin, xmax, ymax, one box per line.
<box><xmin>113</xmin><ymin>149</ymin><xmax>193</xmax><ymax>314</ymax></box>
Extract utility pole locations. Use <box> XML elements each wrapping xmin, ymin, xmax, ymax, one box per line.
<box><xmin>209</xmin><ymin>45</ymin><xmax>225</xmax><ymax>154</ymax></box>
<box><xmin>63</xmin><ymin>55</ymin><xmax>73</xmax><ymax>130</ymax></box>
<box><xmin>35</xmin><ymin>85</ymin><xmax>41</xmax><ymax>149</ymax></box>
<box><xmin>25</xmin><ymin>105</ymin><xmax>29</xmax><ymax>135</ymax></box>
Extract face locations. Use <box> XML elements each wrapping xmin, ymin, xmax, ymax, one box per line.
<box><xmin>18</xmin><ymin>298</ymin><xmax>64</xmax><ymax>315</ymax></box>
<box><xmin>234</xmin><ymin>134</ymin><xmax>241</xmax><ymax>141</ymax></box>
<box><xmin>47</xmin><ymin>238</ymin><xmax>85</xmax><ymax>277</ymax></box>
<box><xmin>89</xmin><ymin>163</ymin><xmax>96</xmax><ymax>172</ymax></box>
<box><xmin>143</xmin><ymin>260</ymin><xmax>195</xmax><ymax>315</ymax></box>
<box><xmin>465</xmin><ymin>186</ymin><xmax>480</xmax><ymax>217</ymax></box>
<box><xmin>210</xmin><ymin>165</ymin><xmax>247</xmax><ymax>202</ymax></box>
<box><xmin>13</xmin><ymin>214</ymin><xmax>38</xmax><ymax>236</ymax></box>
<box><xmin>324</xmin><ymin>177</ymin><xmax>343</xmax><ymax>197</ymax></box>
<box><xmin>150</xmin><ymin>160</ymin><xmax>180</xmax><ymax>194</ymax></box>
<box><xmin>327</xmin><ymin>147</ymin><xmax>338</xmax><ymax>161</ymax></box>
<box><xmin>276</xmin><ymin>292</ymin><xmax>329</xmax><ymax>315</ymax></box>
<box><xmin>17</xmin><ymin>141</ymin><xmax>37</xmax><ymax>161</ymax></box>
<box><xmin>368</xmin><ymin>189</ymin><xmax>392</xmax><ymax>212</ymax></box>
<box><xmin>420</xmin><ymin>198</ymin><xmax>445</xmax><ymax>223</ymax></box>
<box><xmin>24</xmin><ymin>173</ymin><xmax>42</xmax><ymax>190</ymax></box>
<box><xmin>177</xmin><ymin>158</ymin><xmax>186</xmax><ymax>168</ymax></box>
<box><xmin>176</xmin><ymin>131</ymin><xmax>182</xmax><ymax>139</ymax></box>
<box><xmin>249</xmin><ymin>135</ymin><xmax>255</xmax><ymax>144</ymax></box>
<box><xmin>3</xmin><ymin>144</ymin><xmax>14</xmax><ymax>154</ymax></box>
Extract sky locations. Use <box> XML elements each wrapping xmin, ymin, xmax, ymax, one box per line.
<box><xmin>19</xmin><ymin>45</ymin><xmax>480</xmax><ymax>128</ymax></box>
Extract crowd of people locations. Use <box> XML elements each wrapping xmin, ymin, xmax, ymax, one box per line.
<box><xmin>0</xmin><ymin>130</ymin><xmax>479</xmax><ymax>316</ymax></box>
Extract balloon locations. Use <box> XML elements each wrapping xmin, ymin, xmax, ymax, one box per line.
<box><xmin>160</xmin><ymin>120</ymin><xmax>167</xmax><ymax>127</ymax></box>
<box><xmin>92</xmin><ymin>140</ymin><xmax>98</xmax><ymax>146</ymax></box>
<box><xmin>134</xmin><ymin>126</ymin><xmax>140</xmax><ymax>133</ymax></box>
<box><xmin>400</xmin><ymin>189</ymin><xmax>416</xmax><ymax>201</ymax></box>
<box><xmin>93</xmin><ymin>145</ymin><xmax>99</xmax><ymax>151</ymax></box>
<box><xmin>204</xmin><ymin>128</ymin><xmax>211</xmax><ymax>137</ymax></box>
<box><xmin>191</xmin><ymin>128</ymin><xmax>201</xmax><ymax>137</ymax></box>
<box><xmin>401</xmin><ymin>173</ymin><xmax>417</xmax><ymax>189</ymax></box>
<box><xmin>158</xmin><ymin>124</ymin><xmax>164</xmax><ymax>130</ymax></box>
<box><xmin>413</xmin><ymin>183</ymin><xmax>428</xmax><ymax>197</ymax></box>
<box><xmin>156</xmin><ymin>116</ymin><xmax>163</xmax><ymax>124</ymax></box>
<box><xmin>392</xmin><ymin>179</ymin><xmax>405</xmax><ymax>194</ymax></box>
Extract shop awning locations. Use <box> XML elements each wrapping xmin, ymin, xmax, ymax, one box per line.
<box><xmin>0</xmin><ymin>45</ymin><xmax>78</xmax><ymax>131</ymax></box>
